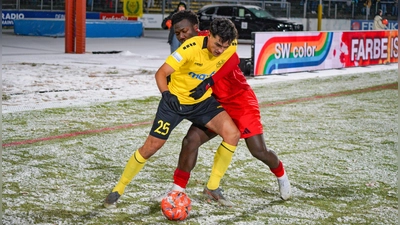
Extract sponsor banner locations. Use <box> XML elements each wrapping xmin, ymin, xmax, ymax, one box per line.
<box><xmin>254</xmin><ymin>32</ymin><xmax>341</xmax><ymax>75</ymax></box>
<box><xmin>99</xmin><ymin>13</ymin><xmax>137</xmax><ymax>20</ymax></box>
<box><xmin>2</xmin><ymin>10</ymin><xmax>99</xmax><ymax>26</ymax></box>
<box><xmin>138</xmin><ymin>14</ymin><xmax>165</xmax><ymax>28</ymax></box>
<box><xmin>253</xmin><ymin>31</ymin><xmax>398</xmax><ymax>75</ymax></box>
<box><xmin>339</xmin><ymin>30</ymin><xmax>398</xmax><ymax>66</ymax></box>
<box><xmin>350</xmin><ymin>20</ymin><xmax>398</xmax><ymax>30</ymax></box>
<box><xmin>123</xmin><ymin>0</ymin><xmax>143</xmax><ymax>18</ymax></box>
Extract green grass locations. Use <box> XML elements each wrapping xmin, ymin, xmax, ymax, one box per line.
<box><xmin>2</xmin><ymin>70</ymin><xmax>398</xmax><ymax>224</ymax></box>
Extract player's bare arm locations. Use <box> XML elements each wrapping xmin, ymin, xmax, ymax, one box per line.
<box><xmin>155</xmin><ymin>63</ymin><xmax>175</xmax><ymax>93</ymax></box>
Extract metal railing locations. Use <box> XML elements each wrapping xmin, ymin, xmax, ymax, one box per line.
<box><xmin>301</xmin><ymin>0</ymin><xmax>397</xmax><ymax>19</ymax></box>
<box><xmin>203</xmin><ymin>0</ymin><xmax>291</xmax><ymax>18</ymax></box>
<box><xmin>2</xmin><ymin>0</ymin><xmax>291</xmax><ymax>17</ymax></box>
<box><xmin>2</xmin><ymin>0</ymin><xmax>398</xmax><ymax>19</ymax></box>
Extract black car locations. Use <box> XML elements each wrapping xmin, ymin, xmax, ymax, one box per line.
<box><xmin>197</xmin><ymin>4</ymin><xmax>304</xmax><ymax>39</ymax></box>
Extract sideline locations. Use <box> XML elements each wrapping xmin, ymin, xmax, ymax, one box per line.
<box><xmin>2</xmin><ymin>82</ymin><xmax>397</xmax><ymax>148</ymax></box>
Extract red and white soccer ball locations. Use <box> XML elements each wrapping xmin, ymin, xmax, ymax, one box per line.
<box><xmin>161</xmin><ymin>191</ymin><xmax>192</xmax><ymax>221</ymax></box>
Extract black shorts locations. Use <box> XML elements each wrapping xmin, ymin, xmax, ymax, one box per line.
<box><xmin>149</xmin><ymin>96</ymin><xmax>224</xmax><ymax>139</ymax></box>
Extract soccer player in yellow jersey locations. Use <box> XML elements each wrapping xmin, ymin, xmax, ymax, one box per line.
<box><xmin>153</xmin><ymin>10</ymin><xmax>291</xmax><ymax>206</ymax></box>
<box><xmin>103</xmin><ymin>18</ymin><xmax>241</xmax><ymax>208</ymax></box>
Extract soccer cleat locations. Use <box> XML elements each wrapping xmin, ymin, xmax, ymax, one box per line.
<box><xmin>203</xmin><ymin>187</ymin><xmax>234</xmax><ymax>207</ymax></box>
<box><xmin>277</xmin><ymin>172</ymin><xmax>292</xmax><ymax>200</ymax></box>
<box><xmin>152</xmin><ymin>190</ymin><xmax>170</xmax><ymax>203</ymax></box>
<box><xmin>103</xmin><ymin>191</ymin><xmax>121</xmax><ymax>208</ymax></box>
<box><xmin>152</xmin><ymin>184</ymin><xmax>185</xmax><ymax>202</ymax></box>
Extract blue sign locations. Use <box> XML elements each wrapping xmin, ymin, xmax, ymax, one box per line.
<box><xmin>2</xmin><ymin>10</ymin><xmax>99</xmax><ymax>26</ymax></box>
<box><xmin>350</xmin><ymin>20</ymin><xmax>398</xmax><ymax>30</ymax></box>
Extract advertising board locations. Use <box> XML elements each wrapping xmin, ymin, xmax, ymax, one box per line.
<box><xmin>253</xmin><ymin>30</ymin><xmax>398</xmax><ymax>75</ymax></box>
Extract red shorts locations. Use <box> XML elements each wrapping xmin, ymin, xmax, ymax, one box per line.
<box><xmin>217</xmin><ymin>89</ymin><xmax>263</xmax><ymax>139</ymax></box>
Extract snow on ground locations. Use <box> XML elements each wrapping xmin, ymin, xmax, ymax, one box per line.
<box><xmin>2</xmin><ymin>29</ymin><xmax>398</xmax><ymax>113</ymax></box>
<box><xmin>2</xmin><ymin>30</ymin><xmax>398</xmax><ymax>225</ymax></box>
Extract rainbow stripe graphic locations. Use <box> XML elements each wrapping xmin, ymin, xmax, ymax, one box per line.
<box><xmin>255</xmin><ymin>32</ymin><xmax>333</xmax><ymax>75</ymax></box>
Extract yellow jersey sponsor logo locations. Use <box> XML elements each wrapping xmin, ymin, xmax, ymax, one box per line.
<box><xmin>188</xmin><ymin>71</ymin><xmax>215</xmax><ymax>81</ymax></box>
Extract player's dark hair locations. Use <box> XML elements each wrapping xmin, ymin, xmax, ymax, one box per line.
<box><xmin>171</xmin><ymin>10</ymin><xmax>199</xmax><ymax>27</ymax></box>
<box><xmin>209</xmin><ymin>18</ymin><xmax>238</xmax><ymax>44</ymax></box>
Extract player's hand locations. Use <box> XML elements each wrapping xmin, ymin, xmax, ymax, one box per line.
<box><xmin>189</xmin><ymin>77</ymin><xmax>214</xmax><ymax>100</ymax></box>
<box><xmin>162</xmin><ymin>91</ymin><xmax>181</xmax><ymax>112</ymax></box>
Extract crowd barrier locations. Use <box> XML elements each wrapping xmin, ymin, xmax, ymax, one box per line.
<box><xmin>5</xmin><ymin>10</ymin><xmax>142</xmax><ymax>38</ymax></box>
<box><xmin>13</xmin><ymin>18</ymin><xmax>143</xmax><ymax>38</ymax></box>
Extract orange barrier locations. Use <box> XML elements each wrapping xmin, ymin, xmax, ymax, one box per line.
<box><xmin>65</xmin><ymin>0</ymin><xmax>86</xmax><ymax>54</ymax></box>
<box><xmin>65</xmin><ymin>0</ymin><xmax>74</xmax><ymax>53</ymax></box>
<box><xmin>75</xmin><ymin>0</ymin><xmax>86</xmax><ymax>54</ymax></box>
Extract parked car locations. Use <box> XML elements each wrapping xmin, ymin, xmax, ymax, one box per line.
<box><xmin>197</xmin><ymin>4</ymin><xmax>304</xmax><ymax>39</ymax></box>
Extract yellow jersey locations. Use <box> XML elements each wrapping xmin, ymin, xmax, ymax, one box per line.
<box><xmin>165</xmin><ymin>36</ymin><xmax>237</xmax><ymax>105</ymax></box>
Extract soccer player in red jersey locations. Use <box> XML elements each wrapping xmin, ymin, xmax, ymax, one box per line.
<box><xmin>156</xmin><ymin>10</ymin><xmax>292</xmax><ymax>206</ymax></box>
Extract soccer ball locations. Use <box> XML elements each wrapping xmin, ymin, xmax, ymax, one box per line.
<box><xmin>382</xmin><ymin>19</ymin><xmax>388</xmax><ymax>25</ymax></box>
<box><xmin>161</xmin><ymin>191</ymin><xmax>191</xmax><ymax>221</ymax></box>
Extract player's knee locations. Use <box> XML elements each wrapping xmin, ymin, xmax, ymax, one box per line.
<box><xmin>182</xmin><ymin>133</ymin><xmax>202</xmax><ymax>149</ymax></box>
<box><xmin>223</xmin><ymin>128</ymin><xmax>240</xmax><ymax>146</ymax></box>
<box><xmin>232</xmin><ymin>126</ymin><xmax>240</xmax><ymax>139</ymax></box>
<box><xmin>141</xmin><ymin>137</ymin><xmax>165</xmax><ymax>158</ymax></box>
<box><xmin>233</xmin><ymin>129</ymin><xmax>240</xmax><ymax>142</ymax></box>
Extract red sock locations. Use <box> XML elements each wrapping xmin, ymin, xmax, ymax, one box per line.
<box><xmin>173</xmin><ymin>168</ymin><xmax>190</xmax><ymax>189</ymax></box>
<box><xmin>270</xmin><ymin>161</ymin><xmax>285</xmax><ymax>178</ymax></box>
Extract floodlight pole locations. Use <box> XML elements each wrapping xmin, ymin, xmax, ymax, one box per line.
<box><xmin>318</xmin><ymin>0</ymin><xmax>322</xmax><ymax>31</ymax></box>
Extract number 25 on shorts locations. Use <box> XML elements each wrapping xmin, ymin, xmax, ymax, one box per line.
<box><xmin>154</xmin><ymin>120</ymin><xmax>170</xmax><ymax>136</ymax></box>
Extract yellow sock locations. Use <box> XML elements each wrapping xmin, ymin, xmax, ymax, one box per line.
<box><xmin>207</xmin><ymin>141</ymin><xmax>237</xmax><ymax>190</ymax></box>
<box><xmin>112</xmin><ymin>150</ymin><xmax>147</xmax><ymax>195</ymax></box>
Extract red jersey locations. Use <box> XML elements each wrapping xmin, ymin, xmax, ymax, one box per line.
<box><xmin>212</xmin><ymin>65</ymin><xmax>250</xmax><ymax>101</ymax></box>
<box><xmin>197</xmin><ymin>30</ymin><xmax>251</xmax><ymax>101</ymax></box>
<box><xmin>197</xmin><ymin>30</ymin><xmax>262</xmax><ymax>138</ymax></box>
